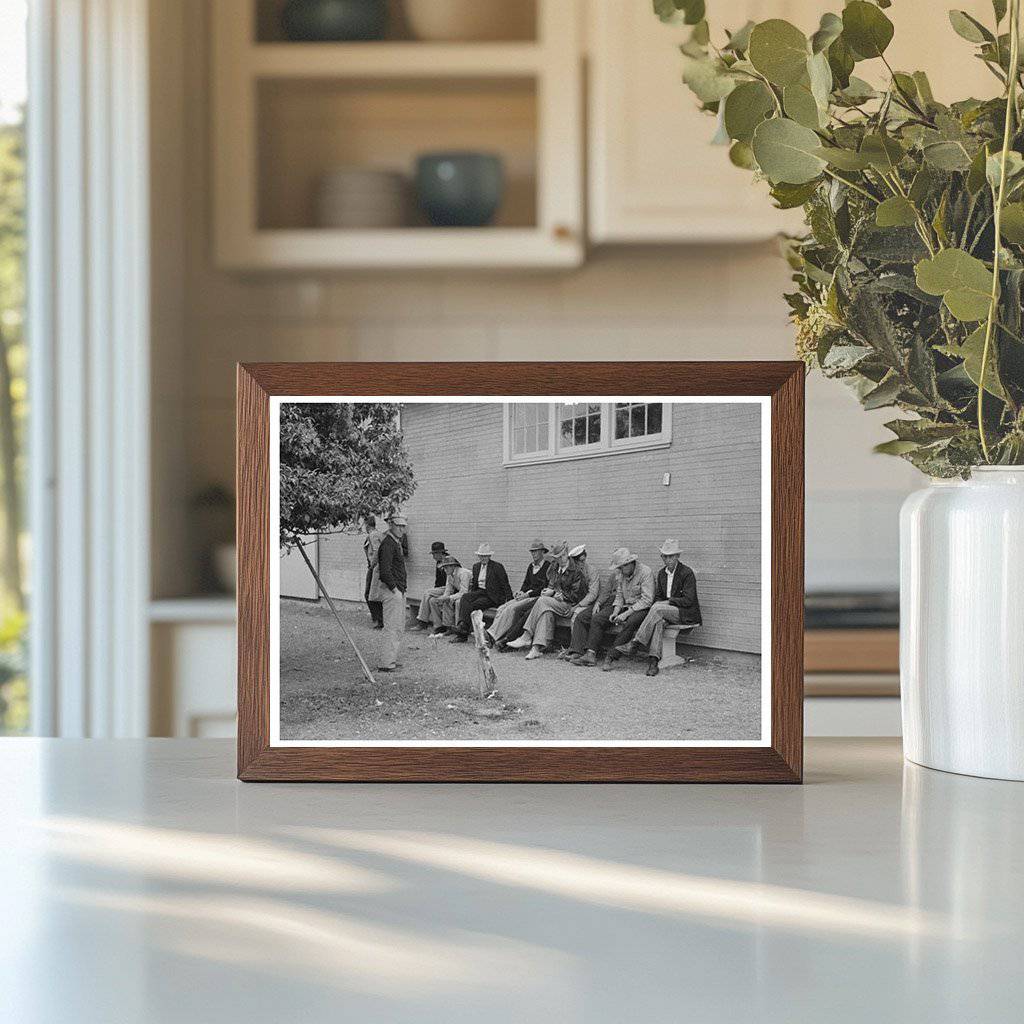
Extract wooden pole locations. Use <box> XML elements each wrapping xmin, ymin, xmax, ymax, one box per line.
<box><xmin>293</xmin><ymin>537</ymin><xmax>377</xmax><ymax>688</ymax></box>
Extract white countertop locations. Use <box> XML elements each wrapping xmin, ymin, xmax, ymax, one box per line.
<box><xmin>2</xmin><ymin>738</ymin><xmax>1021</xmax><ymax>1023</ymax></box>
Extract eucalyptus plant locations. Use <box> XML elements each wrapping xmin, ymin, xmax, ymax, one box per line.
<box><xmin>659</xmin><ymin>0</ymin><xmax>1024</xmax><ymax>475</ymax></box>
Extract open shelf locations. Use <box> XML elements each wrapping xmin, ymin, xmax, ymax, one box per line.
<box><xmin>213</xmin><ymin>0</ymin><xmax>581</xmax><ymax>268</ymax></box>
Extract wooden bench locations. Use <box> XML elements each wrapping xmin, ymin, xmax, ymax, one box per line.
<box><xmin>408</xmin><ymin>595</ymin><xmax>696</xmax><ymax>667</ymax></box>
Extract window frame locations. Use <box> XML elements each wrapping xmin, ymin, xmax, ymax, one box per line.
<box><xmin>502</xmin><ymin>402</ymin><xmax>672</xmax><ymax>466</ymax></box>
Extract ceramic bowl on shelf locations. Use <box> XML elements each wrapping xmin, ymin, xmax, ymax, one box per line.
<box><xmin>280</xmin><ymin>0</ymin><xmax>388</xmax><ymax>42</ymax></box>
<box><xmin>403</xmin><ymin>0</ymin><xmax>534</xmax><ymax>42</ymax></box>
<box><xmin>314</xmin><ymin>167</ymin><xmax>409</xmax><ymax>228</ymax></box>
<box><xmin>414</xmin><ymin>152</ymin><xmax>504</xmax><ymax>227</ymax></box>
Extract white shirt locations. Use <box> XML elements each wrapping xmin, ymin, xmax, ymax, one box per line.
<box><xmin>665</xmin><ymin>566</ymin><xmax>676</xmax><ymax>599</ymax></box>
<box><xmin>478</xmin><ymin>562</ymin><xmax>488</xmax><ymax>589</ymax></box>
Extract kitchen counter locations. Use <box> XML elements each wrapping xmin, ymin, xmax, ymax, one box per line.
<box><xmin>2</xmin><ymin>738</ymin><xmax>1021</xmax><ymax>1023</ymax></box>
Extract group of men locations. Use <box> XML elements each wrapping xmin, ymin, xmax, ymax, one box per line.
<box><xmin>365</xmin><ymin>513</ymin><xmax>702</xmax><ymax>677</ymax></box>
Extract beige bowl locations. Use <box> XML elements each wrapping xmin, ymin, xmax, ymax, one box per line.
<box><xmin>404</xmin><ymin>0</ymin><xmax>534</xmax><ymax>42</ymax></box>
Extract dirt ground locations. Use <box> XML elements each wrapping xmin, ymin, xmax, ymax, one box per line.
<box><xmin>278</xmin><ymin>599</ymin><xmax>763</xmax><ymax>742</ymax></box>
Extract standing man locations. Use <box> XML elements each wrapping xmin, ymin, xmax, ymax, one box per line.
<box><xmin>617</xmin><ymin>539</ymin><xmax>702</xmax><ymax>676</ymax></box>
<box><xmin>428</xmin><ymin>556</ymin><xmax>472</xmax><ymax>636</ymax></box>
<box><xmin>486</xmin><ymin>538</ymin><xmax>551</xmax><ymax>649</ymax></box>
<box><xmin>450</xmin><ymin>543</ymin><xmax>513</xmax><ymax>643</ymax></box>
<box><xmin>376</xmin><ymin>513</ymin><xmax>408</xmax><ymax>672</ymax></box>
<box><xmin>412</xmin><ymin>540</ymin><xmax>451</xmax><ymax>631</ymax></box>
<box><xmin>362</xmin><ymin>518</ymin><xmax>384</xmax><ymax>629</ymax></box>
<box><xmin>506</xmin><ymin>542</ymin><xmax>588</xmax><ymax>660</ymax></box>
<box><xmin>571</xmin><ymin>547</ymin><xmax>653</xmax><ymax>669</ymax></box>
<box><xmin>563</xmin><ymin>546</ymin><xmax>617</xmax><ymax>661</ymax></box>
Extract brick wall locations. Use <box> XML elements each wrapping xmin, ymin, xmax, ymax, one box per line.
<box><xmin>312</xmin><ymin>401</ymin><xmax>763</xmax><ymax>654</ymax></box>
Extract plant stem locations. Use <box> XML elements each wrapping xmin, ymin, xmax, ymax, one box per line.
<box><xmin>979</xmin><ymin>0</ymin><xmax>1021</xmax><ymax>463</ymax></box>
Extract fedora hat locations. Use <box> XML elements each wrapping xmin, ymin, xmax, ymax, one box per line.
<box><xmin>475</xmin><ymin>543</ymin><xmax>495</xmax><ymax>557</ymax></box>
<box><xmin>569</xmin><ymin>544</ymin><xmax>586</xmax><ymax>558</ymax></box>
<box><xmin>387</xmin><ymin>513</ymin><xmax>408</xmax><ymax>526</ymax></box>
<box><xmin>440</xmin><ymin>555</ymin><xmax>461</xmax><ymax>568</ymax></box>
<box><xmin>659</xmin><ymin>539</ymin><xmax>683</xmax><ymax>556</ymax></box>
<box><xmin>528</xmin><ymin>538</ymin><xmax>549</xmax><ymax>552</ymax></box>
<box><xmin>610</xmin><ymin>547</ymin><xmax>637</xmax><ymax>570</ymax></box>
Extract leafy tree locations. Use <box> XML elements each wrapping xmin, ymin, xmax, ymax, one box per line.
<box><xmin>661</xmin><ymin>0</ymin><xmax>1024</xmax><ymax>475</ymax></box>
<box><xmin>279</xmin><ymin>402</ymin><xmax>415</xmax><ymax>546</ymax></box>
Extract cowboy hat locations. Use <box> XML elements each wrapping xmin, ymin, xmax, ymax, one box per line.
<box><xmin>475</xmin><ymin>543</ymin><xmax>495</xmax><ymax>557</ymax></box>
<box><xmin>387</xmin><ymin>513</ymin><xmax>408</xmax><ymax>526</ymax></box>
<box><xmin>528</xmin><ymin>538</ymin><xmax>549</xmax><ymax>552</ymax></box>
<box><xmin>610</xmin><ymin>547</ymin><xmax>637</xmax><ymax>569</ymax></box>
<box><xmin>440</xmin><ymin>555</ymin><xmax>462</xmax><ymax>568</ymax></box>
<box><xmin>568</xmin><ymin>544</ymin><xmax>586</xmax><ymax>558</ymax></box>
<box><xmin>659</xmin><ymin>539</ymin><xmax>683</xmax><ymax>556</ymax></box>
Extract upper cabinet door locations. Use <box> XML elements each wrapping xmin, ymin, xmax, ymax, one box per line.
<box><xmin>588</xmin><ymin>1</ymin><xmax>812</xmax><ymax>243</ymax></box>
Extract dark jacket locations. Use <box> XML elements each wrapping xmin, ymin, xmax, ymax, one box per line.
<box><xmin>655</xmin><ymin>563</ymin><xmax>702</xmax><ymax>625</ymax></box>
<box><xmin>520</xmin><ymin>560</ymin><xmax>550</xmax><ymax>597</ymax></box>
<box><xmin>547</xmin><ymin>562</ymin><xmax>589</xmax><ymax>605</ymax></box>
<box><xmin>377</xmin><ymin>533</ymin><xmax>407</xmax><ymax>593</ymax></box>
<box><xmin>470</xmin><ymin>560</ymin><xmax>513</xmax><ymax>605</ymax></box>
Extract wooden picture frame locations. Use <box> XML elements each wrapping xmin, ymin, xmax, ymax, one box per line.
<box><xmin>237</xmin><ymin>362</ymin><xmax>804</xmax><ymax>782</ymax></box>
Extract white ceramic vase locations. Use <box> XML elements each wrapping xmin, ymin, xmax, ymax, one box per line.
<box><xmin>900</xmin><ymin>467</ymin><xmax>1024</xmax><ymax>781</ymax></box>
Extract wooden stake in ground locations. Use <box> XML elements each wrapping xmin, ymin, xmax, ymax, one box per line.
<box><xmin>470</xmin><ymin>609</ymin><xmax>498</xmax><ymax>699</ymax></box>
<box><xmin>293</xmin><ymin>537</ymin><xmax>377</xmax><ymax>688</ymax></box>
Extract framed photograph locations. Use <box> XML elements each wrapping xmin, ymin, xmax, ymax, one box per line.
<box><xmin>237</xmin><ymin>362</ymin><xmax>804</xmax><ymax>782</ymax></box>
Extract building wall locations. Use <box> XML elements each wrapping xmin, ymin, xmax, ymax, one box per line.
<box><xmin>312</xmin><ymin>401</ymin><xmax>762</xmax><ymax>654</ymax></box>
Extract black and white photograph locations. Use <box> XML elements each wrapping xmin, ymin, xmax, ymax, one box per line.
<box><xmin>270</xmin><ymin>396</ymin><xmax>770</xmax><ymax>746</ymax></box>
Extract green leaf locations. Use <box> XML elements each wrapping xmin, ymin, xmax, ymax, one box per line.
<box><xmin>1000</xmin><ymin>202</ymin><xmax>1024</xmax><ymax>242</ymax></box>
<box><xmin>783</xmin><ymin>83</ymin><xmax>822</xmax><ymax>129</ymax></box>
<box><xmin>842</xmin><ymin>1</ymin><xmax>895</xmax><ymax>60</ymax></box>
<box><xmin>948</xmin><ymin>10</ymin><xmax>993</xmax><ymax>44</ymax></box>
<box><xmin>681</xmin><ymin>55</ymin><xmax>737</xmax><ymax>103</ymax></box>
<box><xmin>810</xmin><ymin>12</ymin><xmax>843</xmax><ymax>54</ymax></box>
<box><xmin>724</xmin><ymin>20</ymin><xmax>755</xmax><ymax>53</ymax></box>
<box><xmin>752</xmin><ymin>117</ymin><xmax>827</xmax><ymax>184</ymax></box>
<box><xmin>915</xmin><ymin>249</ymin><xmax>994</xmax><ymax>321</ymax></box>
<box><xmin>958</xmin><ymin>325</ymin><xmax>1007</xmax><ymax>398</ymax></box>
<box><xmin>860</xmin><ymin>133</ymin><xmax>905</xmax><ymax>173</ymax></box>
<box><xmin>723</xmin><ymin>81</ymin><xmax>775</xmax><ymax>143</ymax></box>
<box><xmin>728</xmin><ymin>140</ymin><xmax>758</xmax><ymax>169</ymax></box>
<box><xmin>874</xmin><ymin>439</ymin><xmax>922</xmax><ymax>455</ymax></box>
<box><xmin>748</xmin><ymin>19</ymin><xmax>810</xmax><ymax>87</ymax></box>
<box><xmin>770</xmin><ymin>179</ymin><xmax>820</xmax><ymax>209</ymax></box>
<box><xmin>875</xmin><ymin>196</ymin><xmax>918</xmax><ymax>228</ymax></box>
<box><xmin>815</xmin><ymin>145</ymin><xmax>872</xmax><ymax>170</ymax></box>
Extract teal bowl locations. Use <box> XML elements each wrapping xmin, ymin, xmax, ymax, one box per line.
<box><xmin>281</xmin><ymin>0</ymin><xmax>388</xmax><ymax>42</ymax></box>
<box><xmin>415</xmin><ymin>152</ymin><xmax>505</xmax><ymax>228</ymax></box>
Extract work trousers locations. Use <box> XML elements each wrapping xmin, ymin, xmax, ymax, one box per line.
<box><xmin>635</xmin><ymin>602</ymin><xmax>683</xmax><ymax>654</ymax></box>
<box><xmin>380</xmin><ymin>586</ymin><xmax>406</xmax><ymax>667</ymax></box>
<box><xmin>585</xmin><ymin>606</ymin><xmax>649</xmax><ymax>653</ymax></box>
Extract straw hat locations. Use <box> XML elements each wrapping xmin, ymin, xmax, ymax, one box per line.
<box><xmin>659</xmin><ymin>539</ymin><xmax>683</xmax><ymax>556</ymax></box>
<box><xmin>610</xmin><ymin>547</ymin><xmax>637</xmax><ymax>569</ymax></box>
<box><xmin>528</xmin><ymin>538</ymin><xmax>549</xmax><ymax>552</ymax></box>
<box><xmin>475</xmin><ymin>543</ymin><xmax>495</xmax><ymax>557</ymax></box>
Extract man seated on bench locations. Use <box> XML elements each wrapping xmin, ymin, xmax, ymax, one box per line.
<box><xmin>572</xmin><ymin>547</ymin><xmax>654</xmax><ymax>670</ymax></box>
<box><xmin>486</xmin><ymin>538</ymin><xmax>551</xmax><ymax>651</ymax></box>
<box><xmin>412</xmin><ymin>540</ymin><xmax>451</xmax><ymax>631</ymax></box>
<box><xmin>562</xmin><ymin>545</ymin><xmax>616</xmax><ymax>662</ymax></box>
<box><xmin>428</xmin><ymin>555</ymin><xmax>472</xmax><ymax>636</ymax></box>
<box><xmin>506</xmin><ymin>542</ymin><xmax>588</xmax><ymax>660</ymax></box>
<box><xmin>615</xmin><ymin>539</ymin><xmax>702</xmax><ymax>677</ymax></box>
<box><xmin>449</xmin><ymin>543</ymin><xmax>513</xmax><ymax>643</ymax></box>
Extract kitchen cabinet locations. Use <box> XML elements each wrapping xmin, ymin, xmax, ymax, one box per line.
<box><xmin>212</xmin><ymin>0</ymin><xmax>584</xmax><ymax>269</ymax></box>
